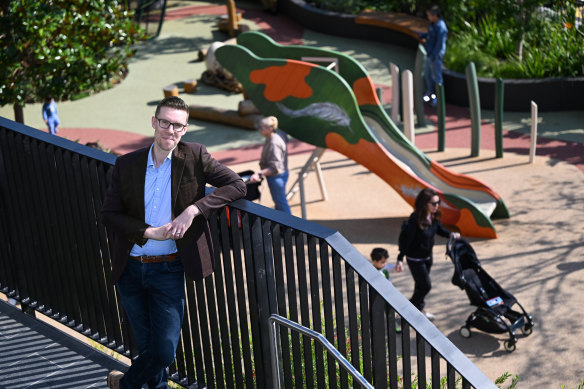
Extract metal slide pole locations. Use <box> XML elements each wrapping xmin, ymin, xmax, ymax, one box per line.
<box><xmin>390</xmin><ymin>62</ymin><xmax>400</xmax><ymax>123</ymax></box>
<box><xmin>465</xmin><ymin>62</ymin><xmax>481</xmax><ymax>157</ymax></box>
<box><xmin>436</xmin><ymin>83</ymin><xmax>446</xmax><ymax>151</ymax></box>
<box><xmin>495</xmin><ymin>78</ymin><xmax>504</xmax><ymax>158</ymax></box>
<box><xmin>413</xmin><ymin>44</ymin><xmax>426</xmax><ymax>126</ymax></box>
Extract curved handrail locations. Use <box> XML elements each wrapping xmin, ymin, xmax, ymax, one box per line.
<box><xmin>268</xmin><ymin>314</ymin><xmax>374</xmax><ymax>389</ymax></box>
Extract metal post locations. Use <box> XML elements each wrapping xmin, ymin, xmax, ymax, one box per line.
<box><xmin>413</xmin><ymin>44</ymin><xmax>426</xmax><ymax>126</ymax></box>
<box><xmin>402</xmin><ymin>70</ymin><xmax>415</xmax><ymax>143</ymax></box>
<box><xmin>390</xmin><ymin>62</ymin><xmax>400</xmax><ymax>123</ymax></box>
<box><xmin>436</xmin><ymin>83</ymin><xmax>446</xmax><ymax>152</ymax></box>
<box><xmin>529</xmin><ymin>101</ymin><xmax>538</xmax><ymax>164</ymax></box>
<box><xmin>268</xmin><ymin>317</ymin><xmax>284</xmax><ymax>389</ymax></box>
<box><xmin>495</xmin><ymin>78</ymin><xmax>504</xmax><ymax>158</ymax></box>
<box><xmin>465</xmin><ymin>62</ymin><xmax>481</xmax><ymax>157</ymax></box>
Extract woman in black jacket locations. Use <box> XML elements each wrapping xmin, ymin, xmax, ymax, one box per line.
<box><xmin>396</xmin><ymin>188</ymin><xmax>460</xmax><ymax>320</ymax></box>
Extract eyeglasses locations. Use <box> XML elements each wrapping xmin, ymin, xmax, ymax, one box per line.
<box><xmin>429</xmin><ymin>200</ymin><xmax>441</xmax><ymax>206</ymax></box>
<box><xmin>155</xmin><ymin>117</ymin><xmax>187</xmax><ymax>133</ymax></box>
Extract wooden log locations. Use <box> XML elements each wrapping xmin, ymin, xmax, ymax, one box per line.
<box><xmin>238</xmin><ymin>99</ymin><xmax>260</xmax><ymax>115</ymax></box>
<box><xmin>184</xmin><ymin>79</ymin><xmax>198</xmax><ymax>93</ymax></box>
<box><xmin>189</xmin><ymin>104</ymin><xmax>262</xmax><ymax>130</ymax></box>
<box><xmin>163</xmin><ymin>84</ymin><xmax>178</xmax><ymax>98</ymax></box>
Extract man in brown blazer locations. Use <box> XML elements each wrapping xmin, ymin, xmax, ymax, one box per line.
<box><xmin>101</xmin><ymin>96</ymin><xmax>246</xmax><ymax>389</ymax></box>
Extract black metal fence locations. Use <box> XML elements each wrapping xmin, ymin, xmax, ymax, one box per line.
<box><xmin>0</xmin><ymin>117</ymin><xmax>495</xmax><ymax>389</ymax></box>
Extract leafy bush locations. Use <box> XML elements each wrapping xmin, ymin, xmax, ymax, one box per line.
<box><xmin>306</xmin><ymin>0</ymin><xmax>584</xmax><ymax>79</ymax></box>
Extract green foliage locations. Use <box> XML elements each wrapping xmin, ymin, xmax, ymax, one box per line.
<box><xmin>307</xmin><ymin>0</ymin><xmax>583</xmax><ymax>79</ymax></box>
<box><xmin>0</xmin><ymin>0</ymin><xmax>146</xmax><ymax>110</ymax></box>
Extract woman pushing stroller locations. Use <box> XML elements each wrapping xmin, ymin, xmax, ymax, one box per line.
<box><xmin>397</xmin><ymin>188</ymin><xmax>460</xmax><ymax>320</ymax></box>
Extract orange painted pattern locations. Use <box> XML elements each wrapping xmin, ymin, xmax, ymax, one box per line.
<box><xmin>249</xmin><ymin>60</ymin><xmax>315</xmax><ymax>102</ymax></box>
<box><xmin>325</xmin><ymin>132</ymin><xmax>497</xmax><ymax>238</ymax></box>
<box><xmin>352</xmin><ymin>77</ymin><xmax>380</xmax><ymax>106</ymax></box>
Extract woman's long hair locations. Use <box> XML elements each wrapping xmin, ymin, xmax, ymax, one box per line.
<box><xmin>413</xmin><ymin>188</ymin><xmax>442</xmax><ymax>228</ymax></box>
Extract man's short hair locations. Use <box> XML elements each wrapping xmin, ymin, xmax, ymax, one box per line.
<box><xmin>155</xmin><ymin>96</ymin><xmax>189</xmax><ymax>117</ymax></box>
<box><xmin>428</xmin><ymin>5</ymin><xmax>441</xmax><ymax>17</ymax></box>
<box><xmin>371</xmin><ymin>247</ymin><xmax>389</xmax><ymax>262</ymax></box>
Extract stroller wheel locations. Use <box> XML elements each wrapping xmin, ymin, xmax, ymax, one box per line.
<box><xmin>460</xmin><ymin>326</ymin><xmax>471</xmax><ymax>338</ymax></box>
<box><xmin>521</xmin><ymin>324</ymin><xmax>533</xmax><ymax>336</ymax></box>
<box><xmin>504</xmin><ymin>340</ymin><xmax>516</xmax><ymax>352</ymax></box>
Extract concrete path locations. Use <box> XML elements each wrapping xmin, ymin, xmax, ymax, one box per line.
<box><xmin>1</xmin><ymin>1</ymin><xmax>583</xmax><ymax>387</ymax></box>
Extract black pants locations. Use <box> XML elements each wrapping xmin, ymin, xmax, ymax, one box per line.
<box><xmin>406</xmin><ymin>257</ymin><xmax>433</xmax><ymax>311</ymax></box>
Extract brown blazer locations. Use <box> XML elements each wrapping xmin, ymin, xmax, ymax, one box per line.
<box><xmin>101</xmin><ymin>141</ymin><xmax>246</xmax><ymax>284</ymax></box>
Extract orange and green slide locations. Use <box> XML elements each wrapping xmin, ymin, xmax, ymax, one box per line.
<box><xmin>215</xmin><ymin>31</ymin><xmax>509</xmax><ymax>238</ymax></box>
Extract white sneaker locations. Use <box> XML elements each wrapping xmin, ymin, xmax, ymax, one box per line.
<box><xmin>424</xmin><ymin>311</ymin><xmax>436</xmax><ymax>321</ymax></box>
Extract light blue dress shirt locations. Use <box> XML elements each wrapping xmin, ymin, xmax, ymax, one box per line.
<box><xmin>130</xmin><ymin>145</ymin><xmax>177</xmax><ymax>257</ymax></box>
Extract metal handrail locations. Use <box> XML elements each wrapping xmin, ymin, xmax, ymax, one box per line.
<box><xmin>268</xmin><ymin>314</ymin><xmax>374</xmax><ymax>389</ymax></box>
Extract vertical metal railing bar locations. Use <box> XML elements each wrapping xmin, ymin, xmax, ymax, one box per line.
<box><xmin>250</xmin><ymin>216</ymin><xmax>271</xmax><ymax>388</ymax></box>
<box><xmin>79</xmin><ymin>156</ymin><xmax>110</xmax><ymax>339</ymax></box>
<box><xmin>29</xmin><ymin>140</ymin><xmax>59</xmax><ymax>316</ymax></box>
<box><xmin>431</xmin><ymin>347</ymin><xmax>441</xmax><ymax>389</ymax></box>
<box><xmin>319</xmin><ymin>240</ymin><xmax>337</xmax><ymax>388</ymax></box>
<box><xmin>206</xmin><ymin>214</ymin><xmax>229</xmax><ymax>388</ymax></box>
<box><xmin>268</xmin><ymin>314</ymin><xmax>374</xmax><ymax>389</ymax></box>
<box><xmin>271</xmin><ymin>224</ymin><xmax>293</xmax><ymax>389</ymax></box>
<box><xmin>370</xmin><ymin>291</ymin><xmax>387</xmax><ymax>388</ymax></box>
<box><xmin>416</xmin><ymin>332</ymin><xmax>427</xmax><ymax>387</ymax></box>
<box><xmin>91</xmin><ymin>160</ymin><xmax>122</xmax><ymax>347</ymax></box>
<box><xmin>387</xmin><ymin>308</ymin><xmax>399</xmax><ymax>389</ymax></box>
<box><xmin>6</xmin><ymin>133</ymin><xmax>35</xmax><ymax>308</ymax></box>
<box><xmin>218</xmin><ymin>209</ymin><xmax>244</xmax><ymax>387</ymax></box>
<box><xmin>241</xmin><ymin>212</ymin><xmax>264</xmax><ymax>386</ymax></box>
<box><xmin>345</xmin><ymin>264</ymin><xmax>361</xmax><ymax>388</ymax></box>
<box><xmin>307</xmin><ymin>235</ymin><xmax>325</xmax><ymax>388</ymax></box>
<box><xmin>358</xmin><ymin>275</ymin><xmax>372</xmax><ymax>383</ymax></box>
<box><xmin>42</xmin><ymin>144</ymin><xmax>73</xmax><ymax>325</ymax></box>
<box><xmin>175</xmin><ymin>312</ymin><xmax>191</xmax><ymax>385</ymax></box>
<box><xmin>184</xmin><ymin>276</ymin><xmax>206</xmax><ymax>386</ymax></box>
<box><xmin>332</xmin><ymin>250</ymin><xmax>349</xmax><ymax>387</ymax></box>
<box><xmin>283</xmin><ymin>226</ymin><xmax>302</xmax><ymax>389</ymax></box>
<box><xmin>56</xmin><ymin>150</ymin><xmax>86</xmax><ymax>329</ymax></box>
<box><xmin>194</xmin><ymin>278</ymin><xmax>214</xmax><ymax>387</ymax></box>
<box><xmin>401</xmin><ymin>321</ymin><xmax>412</xmax><ymax>389</ymax></box>
<box><xmin>294</xmin><ymin>232</ymin><xmax>314</xmax><ymax>389</ymax></box>
<box><xmin>228</xmin><ymin>207</ymin><xmax>254</xmax><ymax>388</ymax></box>
<box><xmin>69</xmin><ymin>152</ymin><xmax>101</xmax><ymax>337</ymax></box>
<box><xmin>0</xmin><ymin>129</ymin><xmax>19</xmax><ymax>298</ymax></box>
<box><xmin>447</xmin><ymin>363</ymin><xmax>456</xmax><ymax>389</ymax></box>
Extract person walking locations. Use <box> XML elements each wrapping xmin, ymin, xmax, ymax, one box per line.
<box><xmin>250</xmin><ymin>116</ymin><xmax>291</xmax><ymax>214</ymax></box>
<box><xmin>42</xmin><ymin>96</ymin><xmax>60</xmax><ymax>134</ymax></box>
<box><xmin>397</xmin><ymin>188</ymin><xmax>459</xmax><ymax>320</ymax></box>
<box><xmin>420</xmin><ymin>5</ymin><xmax>448</xmax><ymax>107</ymax></box>
<box><xmin>101</xmin><ymin>96</ymin><xmax>246</xmax><ymax>389</ymax></box>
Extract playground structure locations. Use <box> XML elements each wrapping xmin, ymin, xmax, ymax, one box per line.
<box><xmin>214</xmin><ymin>31</ymin><xmax>509</xmax><ymax>238</ymax></box>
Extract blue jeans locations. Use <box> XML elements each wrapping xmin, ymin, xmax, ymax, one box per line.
<box><xmin>267</xmin><ymin>170</ymin><xmax>291</xmax><ymax>214</ymax></box>
<box><xmin>424</xmin><ymin>56</ymin><xmax>444</xmax><ymax>96</ymax></box>
<box><xmin>116</xmin><ymin>257</ymin><xmax>185</xmax><ymax>389</ymax></box>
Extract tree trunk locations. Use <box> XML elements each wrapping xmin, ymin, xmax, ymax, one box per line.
<box><xmin>13</xmin><ymin>104</ymin><xmax>24</xmax><ymax>124</ymax></box>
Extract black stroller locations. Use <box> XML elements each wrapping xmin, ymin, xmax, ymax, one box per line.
<box><xmin>446</xmin><ymin>239</ymin><xmax>534</xmax><ymax>352</ymax></box>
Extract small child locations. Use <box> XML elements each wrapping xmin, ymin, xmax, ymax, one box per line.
<box><xmin>371</xmin><ymin>247</ymin><xmax>395</xmax><ymax>281</ymax></box>
<box><xmin>370</xmin><ymin>247</ymin><xmax>401</xmax><ymax>333</ymax></box>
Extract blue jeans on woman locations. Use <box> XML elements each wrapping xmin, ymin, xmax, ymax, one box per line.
<box><xmin>267</xmin><ymin>170</ymin><xmax>291</xmax><ymax>214</ymax></box>
<box><xmin>116</xmin><ymin>257</ymin><xmax>185</xmax><ymax>389</ymax></box>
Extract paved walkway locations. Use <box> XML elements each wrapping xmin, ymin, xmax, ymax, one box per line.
<box><xmin>1</xmin><ymin>1</ymin><xmax>583</xmax><ymax>387</ymax></box>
